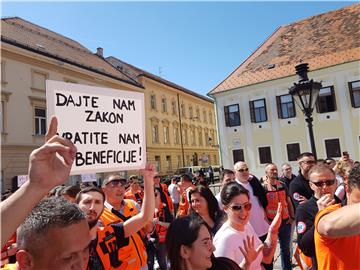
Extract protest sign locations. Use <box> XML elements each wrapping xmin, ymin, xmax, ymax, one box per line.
<box><xmin>46</xmin><ymin>80</ymin><xmax>146</xmax><ymax>175</ymax></box>
<box><xmin>81</xmin><ymin>173</ymin><xmax>97</xmax><ymax>183</ymax></box>
<box><xmin>17</xmin><ymin>175</ymin><xmax>29</xmax><ymax>187</ymax></box>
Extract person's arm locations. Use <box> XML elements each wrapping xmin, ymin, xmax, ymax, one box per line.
<box><xmin>1</xmin><ymin>117</ymin><xmax>76</xmax><ymax>247</ymax></box>
<box><xmin>262</xmin><ymin>203</ymin><xmax>282</xmax><ymax>264</ymax></box>
<box><xmin>317</xmin><ymin>202</ymin><xmax>360</xmax><ymax>238</ymax></box>
<box><xmin>123</xmin><ymin>164</ymin><xmax>156</xmax><ymax>238</ymax></box>
<box><xmin>295</xmin><ymin>207</ymin><xmax>316</xmax><ymax>257</ymax></box>
<box><xmin>287</xmin><ymin>196</ymin><xmax>295</xmax><ymax>222</ymax></box>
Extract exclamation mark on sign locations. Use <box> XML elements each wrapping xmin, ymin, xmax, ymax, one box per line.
<box><xmin>139</xmin><ymin>147</ymin><xmax>142</xmax><ymax>161</ymax></box>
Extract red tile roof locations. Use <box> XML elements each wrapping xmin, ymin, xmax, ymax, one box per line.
<box><xmin>209</xmin><ymin>3</ymin><xmax>360</xmax><ymax>95</ymax></box>
<box><xmin>1</xmin><ymin>17</ymin><xmax>142</xmax><ymax>88</ymax></box>
<box><xmin>106</xmin><ymin>56</ymin><xmax>214</xmax><ymax>103</ymax></box>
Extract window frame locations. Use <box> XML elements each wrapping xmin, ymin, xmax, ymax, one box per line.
<box><xmin>286</xmin><ymin>143</ymin><xmax>301</xmax><ymax>162</ymax></box>
<box><xmin>34</xmin><ymin>107</ymin><xmax>47</xmax><ymax>135</ymax></box>
<box><xmin>276</xmin><ymin>94</ymin><xmax>296</xmax><ymax>119</ymax></box>
<box><xmin>150</xmin><ymin>94</ymin><xmax>157</xmax><ymax>110</ymax></box>
<box><xmin>348</xmin><ymin>80</ymin><xmax>360</xmax><ymax>108</ymax></box>
<box><xmin>316</xmin><ymin>86</ymin><xmax>337</xmax><ymax>113</ymax></box>
<box><xmin>161</xmin><ymin>96</ymin><xmax>167</xmax><ymax>113</ymax></box>
<box><xmin>249</xmin><ymin>99</ymin><xmax>267</xmax><ymax>123</ymax></box>
<box><xmin>232</xmin><ymin>149</ymin><xmax>245</xmax><ymax>163</ymax></box>
<box><xmin>258</xmin><ymin>146</ymin><xmax>272</xmax><ymax>164</ymax></box>
<box><xmin>152</xmin><ymin>124</ymin><xmax>159</xmax><ymax>144</ymax></box>
<box><xmin>324</xmin><ymin>138</ymin><xmax>341</xmax><ymax>158</ymax></box>
<box><xmin>224</xmin><ymin>104</ymin><xmax>241</xmax><ymax>127</ymax></box>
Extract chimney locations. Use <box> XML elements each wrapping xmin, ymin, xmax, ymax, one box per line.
<box><xmin>96</xmin><ymin>47</ymin><xmax>103</xmax><ymax>57</ymax></box>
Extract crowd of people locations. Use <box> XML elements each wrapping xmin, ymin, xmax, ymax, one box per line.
<box><xmin>1</xmin><ymin>116</ymin><xmax>360</xmax><ymax>270</ymax></box>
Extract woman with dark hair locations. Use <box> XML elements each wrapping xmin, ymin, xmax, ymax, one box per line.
<box><xmin>214</xmin><ymin>182</ymin><xmax>282</xmax><ymax>269</ymax></box>
<box><xmin>189</xmin><ymin>185</ymin><xmax>225</xmax><ymax>235</ymax></box>
<box><xmin>166</xmin><ymin>214</ymin><xmax>261</xmax><ymax>270</ymax></box>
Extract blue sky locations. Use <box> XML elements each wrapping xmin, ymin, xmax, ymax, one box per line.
<box><xmin>2</xmin><ymin>1</ymin><xmax>355</xmax><ymax>96</ymax></box>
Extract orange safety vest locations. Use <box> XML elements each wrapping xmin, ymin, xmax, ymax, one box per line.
<box><xmin>95</xmin><ymin>226</ymin><xmax>129</xmax><ymax>270</ymax></box>
<box><xmin>176</xmin><ymin>186</ymin><xmax>194</xmax><ymax>217</ymax></box>
<box><xmin>124</xmin><ymin>189</ymin><xmax>144</xmax><ymax>206</ymax></box>
<box><xmin>157</xmin><ymin>183</ymin><xmax>174</xmax><ymax>214</ymax></box>
<box><xmin>264</xmin><ymin>185</ymin><xmax>289</xmax><ymax>221</ymax></box>
<box><xmin>155</xmin><ymin>205</ymin><xmax>168</xmax><ymax>243</ymax></box>
<box><xmin>100</xmin><ymin>200</ymin><xmax>147</xmax><ymax>270</ymax></box>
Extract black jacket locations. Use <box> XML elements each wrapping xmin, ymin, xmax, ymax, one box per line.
<box><xmin>248</xmin><ymin>175</ymin><xmax>268</xmax><ymax>209</ymax></box>
<box><xmin>289</xmin><ymin>172</ymin><xmax>313</xmax><ymax>209</ymax></box>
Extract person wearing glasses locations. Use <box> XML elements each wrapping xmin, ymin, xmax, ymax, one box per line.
<box><xmin>295</xmin><ymin>164</ymin><xmax>340</xmax><ymax>270</ymax></box>
<box><xmin>289</xmin><ymin>152</ymin><xmax>317</xmax><ymax>208</ymax></box>
<box><xmin>125</xmin><ymin>175</ymin><xmax>144</xmax><ymax>205</ymax></box>
<box><xmin>314</xmin><ymin>164</ymin><xmax>360</xmax><ymax>270</ymax></box>
<box><xmin>213</xmin><ymin>182</ymin><xmax>282</xmax><ymax>269</ymax></box>
<box><xmin>100</xmin><ymin>174</ymin><xmax>148</xmax><ymax>270</ymax></box>
<box><xmin>233</xmin><ymin>162</ymin><xmax>269</xmax><ymax>243</ymax></box>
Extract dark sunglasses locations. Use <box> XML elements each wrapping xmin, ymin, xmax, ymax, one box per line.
<box><xmin>237</xmin><ymin>168</ymin><xmax>249</xmax><ymax>173</ymax></box>
<box><xmin>108</xmin><ymin>179</ymin><xmax>127</xmax><ymax>187</ymax></box>
<box><xmin>311</xmin><ymin>179</ymin><xmax>336</xmax><ymax>187</ymax></box>
<box><xmin>229</xmin><ymin>202</ymin><xmax>252</xmax><ymax>211</ymax></box>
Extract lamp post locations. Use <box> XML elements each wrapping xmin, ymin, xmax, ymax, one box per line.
<box><xmin>289</xmin><ymin>63</ymin><xmax>322</xmax><ymax>159</ymax></box>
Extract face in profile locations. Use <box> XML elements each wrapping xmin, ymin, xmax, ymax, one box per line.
<box><xmin>181</xmin><ymin>225</ymin><xmax>215</xmax><ymax>270</ymax></box>
<box><xmin>17</xmin><ymin>220</ymin><xmax>90</xmax><ymax>270</ymax></box>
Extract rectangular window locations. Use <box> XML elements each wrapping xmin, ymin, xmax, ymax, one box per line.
<box><xmin>166</xmin><ymin>156</ymin><xmax>172</xmax><ymax>172</ymax></box>
<box><xmin>258</xmin><ymin>146</ymin><xmax>272</xmax><ymax>164</ymax></box>
<box><xmin>233</xmin><ymin>149</ymin><xmax>244</xmax><ymax>163</ymax></box>
<box><xmin>209</xmin><ymin>112</ymin><xmax>213</xmax><ymax>124</ymax></box>
<box><xmin>155</xmin><ymin>156</ymin><xmax>161</xmax><ymax>172</ymax></box>
<box><xmin>161</xmin><ymin>97</ymin><xmax>167</xmax><ymax>113</ymax></box>
<box><xmin>316</xmin><ymin>86</ymin><xmax>337</xmax><ymax>113</ymax></box>
<box><xmin>189</xmin><ymin>106</ymin><xmax>193</xmax><ymax>119</ymax></box>
<box><xmin>224</xmin><ymin>104</ymin><xmax>241</xmax><ymax>127</ymax></box>
<box><xmin>174</xmin><ymin>127</ymin><xmax>179</xmax><ymax>145</ymax></box>
<box><xmin>35</xmin><ymin>108</ymin><xmax>46</xmax><ymax>135</ymax></box>
<box><xmin>172</xmin><ymin>100</ymin><xmax>177</xmax><ymax>115</ymax></box>
<box><xmin>150</xmin><ymin>95</ymin><xmax>156</xmax><ymax>110</ymax></box>
<box><xmin>163</xmin><ymin>126</ymin><xmax>169</xmax><ymax>144</ymax></box>
<box><xmin>325</xmin><ymin>139</ymin><xmax>341</xmax><ymax>158</ymax></box>
<box><xmin>196</xmin><ymin>108</ymin><xmax>200</xmax><ymax>120</ymax></box>
<box><xmin>250</xmin><ymin>99</ymin><xmax>267</xmax><ymax>123</ymax></box>
<box><xmin>349</xmin><ymin>80</ymin><xmax>360</xmax><ymax>108</ymax></box>
<box><xmin>204</xmin><ymin>132</ymin><xmax>209</xmax><ymax>146</ymax></box>
<box><xmin>32</xmin><ymin>70</ymin><xmax>47</xmax><ymax>90</ymax></box>
<box><xmin>276</xmin><ymin>94</ymin><xmax>296</xmax><ymax>119</ymax></box>
<box><xmin>203</xmin><ymin>110</ymin><xmax>207</xmax><ymax>123</ymax></box>
<box><xmin>181</xmin><ymin>104</ymin><xmax>186</xmax><ymax>117</ymax></box>
<box><xmin>152</xmin><ymin>125</ymin><xmax>159</xmax><ymax>143</ymax></box>
<box><xmin>177</xmin><ymin>155</ymin><xmax>182</xmax><ymax>169</ymax></box>
<box><xmin>286</xmin><ymin>143</ymin><xmax>300</xmax><ymax>161</ymax></box>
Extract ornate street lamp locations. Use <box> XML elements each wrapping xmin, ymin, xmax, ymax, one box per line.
<box><xmin>289</xmin><ymin>63</ymin><xmax>322</xmax><ymax>159</ymax></box>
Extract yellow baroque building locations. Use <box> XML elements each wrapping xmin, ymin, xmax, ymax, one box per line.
<box><xmin>0</xmin><ymin>17</ymin><xmax>218</xmax><ymax>190</ymax></box>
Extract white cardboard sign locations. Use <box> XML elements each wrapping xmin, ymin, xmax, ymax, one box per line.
<box><xmin>46</xmin><ymin>80</ymin><xmax>146</xmax><ymax>175</ymax></box>
<box><xmin>81</xmin><ymin>173</ymin><xmax>98</xmax><ymax>183</ymax></box>
<box><xmin>17</xmin><ymin>175</ymin><xmax>29</xmax><ymax>187</ymax></box>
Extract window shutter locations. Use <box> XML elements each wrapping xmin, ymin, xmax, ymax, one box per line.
<box><xmin>224</xmin><ymin>106</ymin><xmax>230</xmax><ymax>126</ymax></box>
<box><xmin>263</xmin><ymin>99</ymin><xmax>268</xmax><ymax>121</ymax></box>
<box><xmin>249</xmin><ymin>101</ymin><xmax>255</xmax><ymax>123</ymax></box>
<box><xmin>276</xmin><ymin>96</ymin><xmax>282</xmax><ymax>119</ymax></box>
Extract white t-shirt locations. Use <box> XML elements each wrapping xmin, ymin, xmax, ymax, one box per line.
<box><xmin>168</xmin><ymin>183</ymin><xmax>180</xmax><ymax>203</ymax></box>
<box><xmin>237</xmin><ymin>179</ymin><xmax>269</xmax><ymax>237</ymax></box>
<box><xmin>213</xmin><ymin>221</ymin><xmax>263</xmax><ymax>270</ymax></box>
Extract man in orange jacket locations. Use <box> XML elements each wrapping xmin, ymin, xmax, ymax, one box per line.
<box><xmin>314</xmin><ymin>165</ymin><xmax>360</xmax><ymax>270</ymax></box>
<box><xmin>76</xmin><ymin>164</ymin><xmax>156</xmax><ymax>270</ymax></box>
<box><xmin>124</xmin><ymin>175</ymin><xmax>144</xmax><ymax>206</ymax></box>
